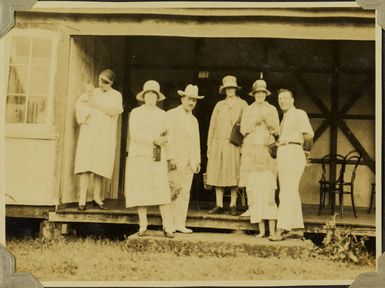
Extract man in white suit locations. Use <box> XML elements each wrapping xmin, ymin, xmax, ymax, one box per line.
<box><xmin>167</xmin><ymin>84</ymin><xmax>204</xmax><ymax>233</ymax></box>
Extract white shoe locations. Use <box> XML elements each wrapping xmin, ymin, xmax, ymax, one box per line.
<box><xmin>175</xmin><ymin>227</ymin><xmax>193</xmax><ymax>234</ymax></box>
<box><xmin>240</xmin><ymin>209</ymin><xmax>250</xmax><ymax>218</ymax></box>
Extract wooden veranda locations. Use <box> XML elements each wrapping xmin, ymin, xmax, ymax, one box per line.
<box><xmin>42</xmin><ymin>200</ymin><xmax>376</xmax><ymax>237</ymax></box>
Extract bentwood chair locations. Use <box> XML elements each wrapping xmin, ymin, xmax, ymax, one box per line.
<box><xmin>334</xmin><ymin>150</ymin><xmax>362</xmax><ymax>218</ymax></box>
<box><xmin>318</xmin><ymin>153</ymin><xmax>345</xmax><ymax>215</ymax></box>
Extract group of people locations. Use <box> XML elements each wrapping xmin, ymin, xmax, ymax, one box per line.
<box><xmin>74</xmin><ymin>69</ymin><xmax>314</xmax><ymax>241</ymax></box>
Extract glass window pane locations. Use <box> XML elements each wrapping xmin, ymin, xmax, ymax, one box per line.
<box><xmin>31</xmin><ymin>38</ymin><xmax>52</xmax><ymax>66</ymax></box>
<box><xmin>6</xmin><ymin>95</ymin><xmax>26</xmax><ymax>123</ymax></box>
<box><xmin>8</xmin><ymin>66</ymin><xmax>29</xmax><ymax>94</ymax></box>
<box><xmin>29</xmin><ymin>66</ymin><xmax>50</xmax><ymax>95</ymax></box>
<box><xmin>26</xmin><ymin>96</ymin><xmax>47</xmax><ymax>124</ymax></box>
<box><xmin>10</xmin><ymin>37</ymin><xmax>30</xmax><ymax>65</ymax></box>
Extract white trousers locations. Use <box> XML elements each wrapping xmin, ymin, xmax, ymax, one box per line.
<box><xmin>138</xmin><ymin>204</ymin><xmax>173</xmax><ymax>231</ymax></box>
<box><xmin>168</xmin><ymin>166</ymin><xmax>194</xmax><ymax>230</ymax></box>
<box><xmin>276</xmin><ymin>145</ymin><xmax>306</xmax><ymax>231</ymax></box>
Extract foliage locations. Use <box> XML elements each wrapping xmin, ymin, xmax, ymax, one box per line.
<box><xmin>7</xmin><ymin>236</ymin><xmax>374</xmax><ymax>281</ymax></box>
<box><xmin>315</xmin><ymin>213</ymin><xmax>373</xmax><ymax>265</ymax></box>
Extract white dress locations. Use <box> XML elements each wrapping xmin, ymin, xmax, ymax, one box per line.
<box><xmin>248</xmin><ymin>170</ymin><xmax>278</xmax><ymax>224</ymax></box>
<box><xmin>74</xmin><ymin>87</ymin><xmax>123</xmax><ymax>179</ymax></box>
<box><xmin>125</xmin><ymin>105</ymin><xmax>171</xmax><ymax>208</ymax></box>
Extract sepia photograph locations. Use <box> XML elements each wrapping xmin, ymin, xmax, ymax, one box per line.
<box><xmin>0</xmin><ymin>0</ymin><xmax>382</xmax><ymax>287</ymax></box>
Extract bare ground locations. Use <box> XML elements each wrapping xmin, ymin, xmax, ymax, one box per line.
<box><xmin>6</xmin><ymin>237</ymin><xmax>375</xmax><ymax>282</ymax></box>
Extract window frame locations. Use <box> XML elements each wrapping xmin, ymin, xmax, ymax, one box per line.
<box><xmin>5</xmin><ymin>29</ymin><xmax>59</xmax><ymax>139</ymax></box>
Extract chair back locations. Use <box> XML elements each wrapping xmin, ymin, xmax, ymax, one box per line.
<box><xmin>343</xmin><ymin>150</ymin><xmax>362</xmax><ymax>183</ymax></box>
<box><xmin>320</xmin><ymin>153</ymin><xmax>345</xmax><ymax>182</ymax></box>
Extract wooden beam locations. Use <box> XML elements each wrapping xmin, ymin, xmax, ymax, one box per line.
<box><xmin>329</xmin><ymin>41</ymin><xmax>341</xmax><ymax>184</ymax></box>
<box><xmin>343</xmin><ymin>114</ymin><xmax>375</xmax><ymax>120</ymax></box>
<box><xmin>273</xmin><ymin>44</ymin><xmax>331</xmax><ymax>116</ymax></box>
<box><xmin>128</xmin><ymin>64</ymin><xmax>373</xmax><ymax>75</ymax></box>
<box><xmin>338</xmin><ymin>76</ymin><xmax>374</xmax><ymax>116</ymax></box>
<box><xmin>6</xmin><ymin>205</ymin><xmax>54</xmax><ymax>219</ymax></box>
<box><xmin>338</xmin><ymin>120</ymin><xmax>375</xmax><ymax>172</ymax></box>
<box><xmin>313</xmin><ymin>119</ymin><xmax>331</xmax><ymax>143</ymax></box>
<box><xmin>308</xmin><ymin>113</ymin><xmax>374</xmax><ymax>120</ymax></box>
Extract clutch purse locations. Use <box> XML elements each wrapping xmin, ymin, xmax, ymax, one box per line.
<box><xmin>268</xmin><ymin>142</ymin><xmax>278</xmax><ymax>159</ymax></box>
<box><xmin>229</xmin><ymin>122</ymin><xmax>243</xmax><ymax>147</ymax></box>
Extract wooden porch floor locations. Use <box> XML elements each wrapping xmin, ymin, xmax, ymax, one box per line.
<box><xmin>50</xmin><ymin>200</ymin><xmax>376</xmax><ymax>237</ymax></box>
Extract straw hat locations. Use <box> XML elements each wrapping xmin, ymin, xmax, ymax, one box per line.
<box><xmin>248</xmin><ymin>79</ymin><xmax>271</xmax><ymax>97</ymax></box>
<box><xmin>177</xmin><ymin>84</ymin><xmax>204</xmax><ymax>99</ymax></box>
<box><xmin>218</xmin><ymin>75</ymin><xmax>241</xmax><ymax>94</ymax></box>
<box><xmin>136</xmin><ymin>80</ymin><xmax>166</xmax><ymax>102</ymax></box>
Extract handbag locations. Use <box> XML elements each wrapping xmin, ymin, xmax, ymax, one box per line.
<box><xmin>268</xmin><ymin>142</ymin><xmax>278</xmax><ymax>159</ymax></box>
<box><xmin>229</xmin><ymin>122</ymin><xmax>243</xmax><ymax>146</ymax></box>
<box><xmin>267</xmin><ymin>133</ymin><xmax>278</xmax><ymax>159</ymax></box>
<box><xmin>229</xmin><ymin>110</ymin><xmax>244</xmax><ymax>147</ymax></box>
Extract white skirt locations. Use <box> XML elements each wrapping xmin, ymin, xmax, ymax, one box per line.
<box><xmin>125</xmin><ymin>155</ymin><xmax>171</xmax><ymax>208</ymax></box>
<box><xmin>247</xmin><ymin>170</ymin><xmax>278</xmax><ymax>224</ymax></box>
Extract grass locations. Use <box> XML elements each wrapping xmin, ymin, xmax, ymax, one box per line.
<box><xmin>6</xmin><ymin>236</ymin><xmax>376</xmax><ymax>282</ymax></box>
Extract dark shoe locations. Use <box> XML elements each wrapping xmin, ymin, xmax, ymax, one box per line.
<box><xmin>283</xmin><ymin>230</ymin><xmax>305</xmax><ymax>239</ymax></box>
<box><xmin>78</xmin><ymin>205</ymin><xmax>86</xmax><ymax>211</ymax></box>
<box><xmin>92</xmin><ymin>200</ymin><xmax>109</xmax><ymax>210</ymax></box>
<box><xmin>230</xmin><ymin>206</ymin><xmax>237</xmax><ymax>216</ymax></box>
<box><xmin>208</xmin><ymin>206</ymin><xmax>224</xmax><ymax>214</ymax></box>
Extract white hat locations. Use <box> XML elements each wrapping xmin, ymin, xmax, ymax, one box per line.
<box><xmin>136</xmin><ymin>80</ymin><xmax>166</xmax><ymax>102</ymax></box>
<box><xmin>249</xmin><ymin>79</ymin><xmax>271</xmax><ymax>97</ymax></box>
<box><xmin>218</xmin><ymin>75</ymin><xmax>241</xmax><ymax>94</ymax></box>
<box><xmin>177</xmin><ymin>84</ymin><xmax>204</xmax><ymax>99</ymax></box>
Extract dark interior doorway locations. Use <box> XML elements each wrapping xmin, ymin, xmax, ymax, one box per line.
<box><xmin>112</xmin><ymin>35</ymin><xmax>374</xmax><ymax>204</ymax></box>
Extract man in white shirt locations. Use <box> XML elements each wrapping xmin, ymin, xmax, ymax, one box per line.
<box><xmin>167</xmin><ymin>84</ymin><xmax>204</xmax><ymax>233</ymax></box>
<box><xmin>269</xmin><ymin>88</ymin><xmax>314</xmax><ymax>241</ymax></box>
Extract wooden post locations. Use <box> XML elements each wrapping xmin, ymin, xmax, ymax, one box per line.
<box><xmin>329</xmin><ymin>42</ymin><xmax>340</xmax><ymax>213</ymax></box>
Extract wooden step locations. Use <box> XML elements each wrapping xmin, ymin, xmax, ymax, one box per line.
<box><xmin>124</xmin><ymin>230</ymin><xmax>315</xmax><ymax>258</ymax></box>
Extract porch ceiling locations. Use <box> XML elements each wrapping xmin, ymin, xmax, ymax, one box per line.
<box><xmin>19</xmin><ymin>6</ymin><xmax>375</xmax><ymax>40</ymax></box>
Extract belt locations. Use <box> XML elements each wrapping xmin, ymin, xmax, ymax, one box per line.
<box><xmin>278</xmin><ymin>142</ymin><xmax>302</xmax><ymax>147</ymax></box>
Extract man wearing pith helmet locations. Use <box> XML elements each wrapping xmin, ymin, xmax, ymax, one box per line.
<box><xmin>166</xmin><ymin>84</ymin><xmax>204</xmax><ymax>233</ymax></box>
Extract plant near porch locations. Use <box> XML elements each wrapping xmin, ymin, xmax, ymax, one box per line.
<box><xmin>315</xmin><ymin>213</ymin><xmax>372</xmax><ymax>265</ymax></box>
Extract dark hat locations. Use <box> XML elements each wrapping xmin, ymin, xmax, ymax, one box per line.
<box><xmin>99</xmin><ymin>69</ymin><xmax>116</xmax><ymax>84</ymax></box>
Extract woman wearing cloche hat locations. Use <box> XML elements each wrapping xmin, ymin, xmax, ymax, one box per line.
<box><xmin>125</xmin><ymin>80</ymin><xmax>175</xmax><ymax>238</ymax></box>
<box><xmin>239</xmin><ymin>78</ymin><xmax>280</xmax><ymax>238</ymax></box>
<box><xmin>74</xmin><ymin>69</ymin><xmax>123</xmax><ymax>212</ymax></box>
<box><xmin>206</xmin><ymin>75</ymin><xmax>248</xmax><ymax>216</ymax></box>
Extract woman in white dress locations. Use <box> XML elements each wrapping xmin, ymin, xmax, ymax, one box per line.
<box><xmin>74</xmin><ymin>69</ymin><xmax>123</xmax><ymax>211</ymax></box>
<box><xmin>239</xmin><ymin>79</ymin><xmax>279</xmax><ymax>238</ymax></box>
<box><xmin>125</xmin><ymin>80</ymin><xmax>175</xmax><ymax>238</ymax></box>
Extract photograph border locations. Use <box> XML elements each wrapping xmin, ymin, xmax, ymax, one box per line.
<box><xmin>0</xmin><ymin>0</ymin><xmax>383</xmax><ymax>287</ymax></box>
